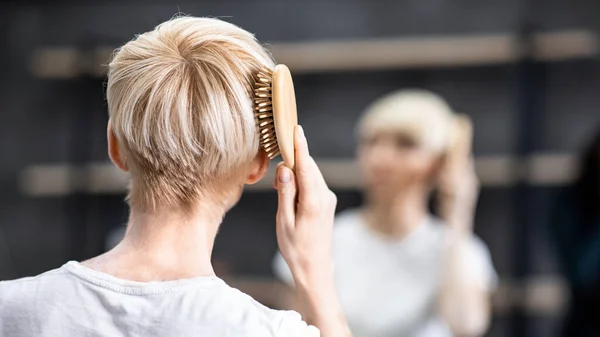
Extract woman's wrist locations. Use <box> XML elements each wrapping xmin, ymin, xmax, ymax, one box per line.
<box><xmin>296</xmin><ymin>278</ymin><xmax>337</xmax><ymax>313</ymax></box>
<box><xmin>439</xmin><ymin>194</ymin><xmax>477</xmax><ymax>232</ymax></box>
<box><xmin>290</xmin><ymin>257</ymin><xmax>334</xmax><ymax>289</ymax></box>
<box><xmin>295</xmin><ymin>279</ymin><xmax>351</xmax><ymax>337</ymax></box>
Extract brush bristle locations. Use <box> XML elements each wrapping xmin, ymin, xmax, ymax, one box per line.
<box><xmin>254</xmin><ymin>68</ymin><xmax>280</xmax><ymax>159</ymax></box>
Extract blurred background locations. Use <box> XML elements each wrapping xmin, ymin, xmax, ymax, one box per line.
<box><xmin>1</xmin><ymin>1</ymin><xmax>600</xmax><ymax>336</ymax></box>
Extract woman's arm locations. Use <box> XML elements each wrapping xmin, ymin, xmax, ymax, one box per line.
<box><xmin>437</xmin><ymin>225</ymin><xmax>493</xmax><ymax>337</ymax></box>
<box><xmin>435</xmin><ymin>117</ymin><xmax>494</xmax><ymax>337</ymax></box>
<box><xmin>294</xmin><ymin>273</ymin><xmax>351</xmax><ymax>337</ymax></box>
<box><xmin>437</xmin><ymin>160</ymin><xmax>493</xmax><ymax>336</ymax></box>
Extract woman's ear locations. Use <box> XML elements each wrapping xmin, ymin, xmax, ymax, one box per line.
<box><xmin>107</xmin><ymin>119</ymin><xmax>129</xmax><ymax>172</ymax></box>
<box><xmin>245</xmin><ymin>149</ymin><xmax>270</xmax><ymax>185</ymax></box>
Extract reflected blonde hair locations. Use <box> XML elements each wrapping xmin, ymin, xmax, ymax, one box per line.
<box><xmin>106</xmin><ymin>16</ymin><xmax>275</xmax><ymax>211</ymax></box>
<box><xmin>357</xmin><ymin>89</ymin><xmax>456</xmax><ymax>153</ymax></box>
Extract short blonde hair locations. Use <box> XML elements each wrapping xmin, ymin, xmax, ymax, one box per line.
<box><xmin>107</xmin><ymin>16</ymin><xmax>275</xmax><ymax>211</ymax></box>
<box><xmin>357</xmin><ymin>89</ymin><xmax>456</xmax><ymax>153</ymax></box>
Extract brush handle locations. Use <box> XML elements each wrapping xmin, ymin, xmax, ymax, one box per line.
<box><xmin>272</xmin><ymin>64</ymin><xmax>298</xmax><ymax>170</ymax></box>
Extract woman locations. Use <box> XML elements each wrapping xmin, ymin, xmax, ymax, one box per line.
<box><xmin>0</xmin><ymin>17</ymin><xmax>351</xmax><ymax>337</ymax></box>
<box><xmin>274</xmin><ymin>90</ymin><xmax>497</xmax><ymax>337</ymax></box>
<box><xmin>548</xmin><ymin>125</ymin><xmax>600</xmax><ymax>337</ymax></box>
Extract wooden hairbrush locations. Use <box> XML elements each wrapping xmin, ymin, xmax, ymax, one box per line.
<box><xmin>254</xmin><ymin>64</ymin><xmax>298</xmax><ymax>170</ymax></box>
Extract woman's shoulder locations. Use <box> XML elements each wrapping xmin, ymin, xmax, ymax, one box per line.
<box><xmin>427</xmin><ymin>217</ymin><xmax>498</xmax><ymax>288</ymax></box>
<box><xmin>425</xmin><ymin>217</ymin><xmax>493</xmax><ymax>256</ymax></box>
<box><xmin>0</xmin><ymin>264</ymin><xmax>70</xmax><ymax>294</ymax></box>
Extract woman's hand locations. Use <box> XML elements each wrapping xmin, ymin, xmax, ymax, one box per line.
<box><xmin>437</xmin><ymin>115</ymin><xmax>479</xmax><ymax>232</ymax></box>
<box><xmin>274</xmin><ymin>125</ymin><xmax>337</xmax><ymax>286</ymax></box>
<box><xmin>274</xmin><ymin>125</ymin><xmax>352</xmax><ymax>337</ymax></box>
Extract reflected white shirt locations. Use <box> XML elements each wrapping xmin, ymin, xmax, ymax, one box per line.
<box><xmin>274</xmin><ymin>209</ymin><xmax>497</xmax><ymax>337</ymax></box>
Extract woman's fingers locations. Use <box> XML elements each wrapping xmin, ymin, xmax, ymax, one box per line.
<box><xmin>276</xmin><ymin>165</ymin><xmax>297</xmax><ymax>231</ymax></box>
<box><xmin>293</xmin><ymin>126</ymin><xmax>328</xmax><ymax>204</ymax></box>
<box><xmin>273</xmin><ymin>162</ymin><xmax>286</xmax><ymax>189</ymax></box>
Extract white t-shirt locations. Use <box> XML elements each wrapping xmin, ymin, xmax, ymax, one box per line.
<box><xmin>273</xmin><ymin>209</ymin><xmax>497</xmax><ymax>337</ymax></box>
<box><xmin>0</xmin><ymin>261</ymin><xmax>319</xmax><ymax>337</ymax></box>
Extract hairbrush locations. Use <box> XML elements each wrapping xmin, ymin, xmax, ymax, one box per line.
<box><xmin>254</xmin><ymin>64</ymin><xmax>298</xmax><ymax>170</ymax></box>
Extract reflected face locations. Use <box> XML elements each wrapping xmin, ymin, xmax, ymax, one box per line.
<box><xmin>357</xmin><ymin>132</ymin><xmax>439</xmax><ymax>197</ymax></box>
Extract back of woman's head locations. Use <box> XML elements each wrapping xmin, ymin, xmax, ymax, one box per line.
<box><xmin>106</xmin><ymin>16</ymin><xmax>275</xmax><ymax>211</ymax></box>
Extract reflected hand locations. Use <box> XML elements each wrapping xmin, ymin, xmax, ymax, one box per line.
<box><xmin>437</xmin><ymin>115</ymin><xmax>479</xmax><ymax>231</ymax></box>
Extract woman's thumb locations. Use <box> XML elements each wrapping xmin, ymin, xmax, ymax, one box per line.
<box><xmin>276</xmin><ymin>165</ymin><xmax>297</xmax><ymax>229</ymax></box>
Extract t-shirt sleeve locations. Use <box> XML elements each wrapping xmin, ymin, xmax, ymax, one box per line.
<box><xmin>272</xmin><ymin>251</ymin><xmax>295</xmax><ymax>286</ymax></box>
<box><xmin>464</xmin><ymin>235</ymin><xmax>498</xmax><ymax>292</ymax></box>
<box><xmin>276</xmin><ymin>310</ymin><xmax>321</xmax><ymax>337</ymax></box>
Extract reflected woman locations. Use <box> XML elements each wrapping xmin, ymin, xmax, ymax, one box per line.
<box><xmin>275</xmin><ymin>90</ymin><xmax>497</xmax><ymax>337</ymax></box>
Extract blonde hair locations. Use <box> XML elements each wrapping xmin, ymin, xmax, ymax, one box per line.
<box><xmin>106</xmin><ymin>16</ymin><xmax>275</xmax><ymax>211</ymax></box>
<box><xmin>357</xmin><ymin>89</ymin><xmax>456</xmax><ymax>153</ymax></box>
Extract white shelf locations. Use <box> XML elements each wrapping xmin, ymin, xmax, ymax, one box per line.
<box><xmin>19</xmin><ymin>154</ymin><xmax>576</xmax><ymax>196</ymax></box>
<box><xmin>30</xmin><ymin>30</ymin><xmax>598</xmax><ymax>78</ymax></box>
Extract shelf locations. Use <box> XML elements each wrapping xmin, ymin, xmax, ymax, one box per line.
<box><xmin>19</xmin><ymin>154</ymin><xmax>575</xmax><ymax>196</ymax></box>
<box><xmin>30</xmin><ymin>30</ymin><xmax>598</xmax><ymax>78</ymax></box>
<box><xmin>218</xmin><ymin>275</ymin><xmax>567</xmax><ymax>316</ymax></box>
